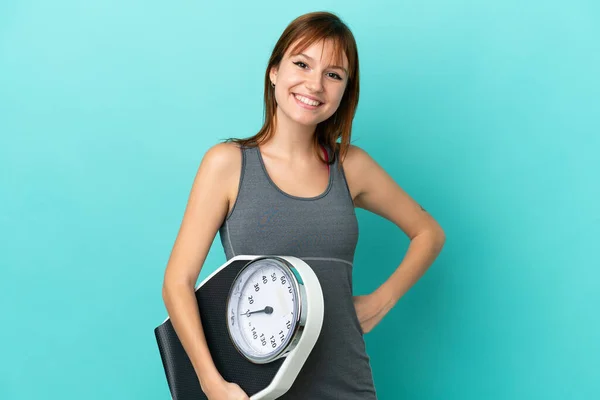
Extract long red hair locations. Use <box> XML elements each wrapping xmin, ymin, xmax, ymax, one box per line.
<box><xmin>223</xmin><ymin>11</ymin><xmax>360</xmax><ymax>168</ymax></box>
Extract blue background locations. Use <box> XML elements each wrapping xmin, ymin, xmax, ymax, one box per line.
<box><xmin>1</xmin><ymin>1</ymin><xmax>598</xmax><ymax>399</ymax></box>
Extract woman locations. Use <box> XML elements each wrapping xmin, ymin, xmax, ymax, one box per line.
<box><xmin>162</xmin><ymin>11</ymin><xmax>446</xmax><ymax>400</ymax></box>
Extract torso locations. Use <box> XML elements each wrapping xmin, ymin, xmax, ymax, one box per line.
<box><xmin>216</xmin><ymin>142</ymin><xmax>377</xmax><ymax>399</ymax></box>
<box><xmin>222</xmin><ymin>142</ymin><xmax>361</xmax><ymax>216</ymax></box>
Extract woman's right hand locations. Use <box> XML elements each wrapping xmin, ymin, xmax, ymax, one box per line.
<box><xmin>205</xmin><ymin>380</ymin><xmax>250</xmax><ymax>400</ymax></box>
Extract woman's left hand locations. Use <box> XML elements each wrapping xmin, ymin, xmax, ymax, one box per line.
<box><xmin>352</xmin><ymin>292</ymin><xmax>394</xmax><ymax>334</ymax></box>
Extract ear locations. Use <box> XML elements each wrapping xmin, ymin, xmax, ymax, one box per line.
<box><xmin>269</xmin><ymin>65</ymin><xmax>279</xmax><ymax>86</ymax></box>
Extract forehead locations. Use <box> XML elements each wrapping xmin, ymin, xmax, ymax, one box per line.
<box><xmin>285</xmin><ymin>37</ymin><xmax>349</xmax><ymax>68</ymax></box>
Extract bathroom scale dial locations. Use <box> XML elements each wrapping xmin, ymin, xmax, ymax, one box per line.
<box><xmin>226</xmin><ymin>257</ymin><xmax>305</xmax><ymax>364</ymax></box>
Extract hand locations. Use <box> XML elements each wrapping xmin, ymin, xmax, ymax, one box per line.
<box><xmin>205</xmin><ymin>380</ymin><xmax>250</xmax><ymax>400</ymax></box>
<box><xmin>352</xmin><ymin>292</ymin><xmax>394</xmax><ymax>334</ymax></box>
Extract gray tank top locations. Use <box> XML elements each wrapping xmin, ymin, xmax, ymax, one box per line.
<box><xmin>218</xmin><ymin>144</ymin><xmax>377</xmax><ymax>399</ymax></box>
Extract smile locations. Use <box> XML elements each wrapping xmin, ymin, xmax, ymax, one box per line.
<box><xmin>293</xmin><ymin>93</ymin><xmax>323</xmax><ymax>109</ymax></box>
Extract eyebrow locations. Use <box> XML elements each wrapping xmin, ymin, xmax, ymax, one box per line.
<box><xmin>294</xmin><ymin>53</ymin><xmax>348</xmax><ymax>75</ymax></box>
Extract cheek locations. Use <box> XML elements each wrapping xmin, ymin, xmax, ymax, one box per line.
<box><xmin>277</xmin><ymin>67</ymin><xmax>300</xmax><ymax>83</ymax></box>
<box><xmin>283</xmin><ymin>75</ymin><xmax>305</xmax><ymax>90</ymax></box>
<box><xmin>330</xmin><ymin>86</ymin><xmax>346</xmax><ymax>106</ymax></box>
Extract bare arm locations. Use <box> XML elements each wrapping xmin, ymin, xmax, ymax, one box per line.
<box><xmin>343</xmin><ymin>145</ymin><xmax>446</xmax><ymax>332</ymax></box>
<box><xmin>161</xmin><ymin>142</ymin><xmax>246</xmax><ymax>397</ymax></box>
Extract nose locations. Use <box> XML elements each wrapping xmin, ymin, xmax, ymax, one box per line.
<box><xmin>305</xmin><ymin>74</ymin><xmax>324</xmax><ymax>93</ymax></box>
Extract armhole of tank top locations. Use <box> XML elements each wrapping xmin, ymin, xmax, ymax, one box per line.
<box><xmin>224</xmin><ymin>145</ymin><xmax>246</xmax><ymax>221</ymax></box>
<box><xmin>337</xmin><ymin>147</ymin><xmax>356</xmax><ymax>208</ymax></box>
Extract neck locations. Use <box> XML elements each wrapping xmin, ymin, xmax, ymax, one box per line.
<box><xmin>263</xmin><ymin>107</ymin><xmax>318</xmax><ymax>158</ymax></box>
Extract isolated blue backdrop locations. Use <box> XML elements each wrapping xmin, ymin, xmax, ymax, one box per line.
<box><xmin>1</xmin><ymin>1</ymin><xmax>598</xmax><ymax>399</ymax></box>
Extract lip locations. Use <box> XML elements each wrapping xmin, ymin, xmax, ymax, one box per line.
<box><xmin>292</xmin><ymin>93</ymin><xmax>324</xmax><ymax>109</ymax></box>
<box><xmin>293</xmin><ymin>93</ymin><xmax>324</xmax><ymax>103</ymax></box>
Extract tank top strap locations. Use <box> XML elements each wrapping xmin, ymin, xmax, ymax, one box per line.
<box><xmin>236</xmin><ymin>145</ymin><xmax>272</xmax><ymax>189</ymax></box>
<box><xmin>328</xmin><ymin>144</ymin><xmax>354</xmax><ymax>206</ymax></box>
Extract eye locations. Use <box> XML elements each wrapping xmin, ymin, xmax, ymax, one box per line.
<box><xmin>293</xmin><ymin>61</ymin><xmax>343</xmax><ymax>81</ymax></box>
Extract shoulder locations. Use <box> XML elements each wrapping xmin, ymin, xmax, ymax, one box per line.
<box><xmin>198</xmin><ymin>141</ymin><xmax>243</xmax><ymax>181</ymax></box>
<box><xmin>202</xmin><ymin>141</ymin><xmax>242</xmax><ymax>167</ymax></box>
<box><xmin>338</xmin><ymin>144</ymin><xmax>376</xmax><ymax>203</ymax></box>
<box><xmin>339</xmin><ymin>143</ymin><xmax>372</xmax><ymax>168</ymax></box>
<box><xmin>197</xmin><ymin>141</ymin><xmax>243</xmax><ymax>207</ymax></box>
<box><xmin>196</xmin><ymin>142</ymin><xmax>243</xmax><ymax>192</ymax></box>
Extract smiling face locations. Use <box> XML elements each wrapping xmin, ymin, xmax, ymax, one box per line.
<box><xmin>269</xmin><ymin>38</ymin><xmax>349</xmax><ymax>128</ymax></box>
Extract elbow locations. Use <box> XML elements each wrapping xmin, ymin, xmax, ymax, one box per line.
<box><xmin>162</xmin><ymin>267</ymin><xmax>196</xmax><ymax>301</ymax></box>
<box><xmin>417</xmin><ymin>223</ymin><xmax>445</xmax><ymax>253</ymax></box>
<box><xmin>161</xmin><ymin>272</ymin><xmax>191</xmax><ymax>302</ymax></box>
<box><xmin>161</xmin><ymin>281</ymin><xmax>171</xmax><ymax>302</ymax></box>
<box><xmin>162</xmin><ymin>279</ymin><xmax>173</xmax><ymax>305</ymax></box>
<box><xmin>432</xmin><ymin>226</ymin><xmax>446</xmax><ymax>253</ymax></box>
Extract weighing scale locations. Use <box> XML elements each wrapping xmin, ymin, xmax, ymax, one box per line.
<box><xmin>154</xmin><ymin>255</ymin><xmax>324</xmax><ymax>399</ymax></box>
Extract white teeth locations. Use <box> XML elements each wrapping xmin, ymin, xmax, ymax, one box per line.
<box><xmin>294</xmin><ymin>94</ymin><xmax>321</xmax><ymax>106</ymax></box>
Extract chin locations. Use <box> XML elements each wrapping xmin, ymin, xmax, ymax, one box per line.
<box><xmin>293</xmin><ymin>110</ymin><xmax>332</xmax><ymax>125</ymax></box>
<box><xmin>293</xmin><ymin>117</ymin><xmax>323</xmax><ymax>127</ymax></box>
<box><xmin>278</xmin><ymin>105</ymin><xmax>329</xmax><ymax>127</ymax></box>
<box><xmin>279</xmin><ymin>110</ymin><xmax>317</xmax><ymax>126</ymax></box>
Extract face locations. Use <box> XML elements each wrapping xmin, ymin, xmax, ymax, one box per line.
<box><xmin>270</xmin><ymin>38</ymin><xmax>349</xmax><ymax>127</ymax></box>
